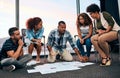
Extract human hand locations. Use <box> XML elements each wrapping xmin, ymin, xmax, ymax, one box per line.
<box><xmin>18</xmin><ymin>39</ymin><xmax>24</xmax><ymax>47</ymax></box>
<box><xmin>97</xmin><ymin>30</ymin><xmax>106</xmax><ymax>36</ymax></box>
<box><xmin>79</xmin><ymin>56</ymin><xmax>88</xmax><ymax>62</ymax></box>
<box><xmin>36</xmin><ymin>39</ymin><xmax>41</xmax><ymax>44</ymax></box>
<box><xmin>80</xmin><ymin>39</ymin><xmax>84</xmax><ymax>44</ymax></box>
<box><xmin>74</xmin><ymin>48</ymin><xmax>79</xmax><ymax>52</ymax></box>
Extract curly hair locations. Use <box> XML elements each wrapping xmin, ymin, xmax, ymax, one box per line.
<box><xmin>26</xmin><ymin>17</ymin><xmax>42</xmax><ymax>30</ymax></box>
<box><xmin>77</xmin><ymin>13</ymin><xmax>92</xmax><ymax>26</ymax></box>
<box><xmin>86</xmin><ymin>4</ymin><xmax>100</xmax><ymax>13</ymax></box>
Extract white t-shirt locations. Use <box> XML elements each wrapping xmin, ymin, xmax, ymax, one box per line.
<box><xmin>80</xmin><ymin>25</ymin><xmax>89</xmax><ymax>36</ymax></box>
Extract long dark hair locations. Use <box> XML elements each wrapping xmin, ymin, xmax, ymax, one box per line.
<box><xmin>77</xmin><ymin>13</ymin><xmax>92</xmax><ymax>26</ymax></box>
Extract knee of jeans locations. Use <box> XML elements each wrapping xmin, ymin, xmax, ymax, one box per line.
<box><xmin>86</xmin><ymin>39</ymin><xmax>92</xmax><ymax>45</ymax></box>
<box><xmin>1</xmin><ymin>58</ymin><xmax>16</xmax><ymax>65</ymax></box>
<box><xmin>26</xmin><ymin>54</ymin><xmax>32</xmax><ymax>60</ymax></box>
<box><xmin>76</xmin><ymin>39</ymin><xmax>82</xmax><ymax>46</ymax></box>
<box><xmin>76</xmin><ymin>39</ymin><xmax>80</xmax><ymax>43</ymax></box>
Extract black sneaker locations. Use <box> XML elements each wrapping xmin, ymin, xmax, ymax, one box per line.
<box><xmin>56</xmin><ymin>54</ymin><xmax>61</xmax><ymax>60</ymax></box>
<box><xmin>2</xmin><ymin>65</ymin><xmax>16</xmax><ymax>72</ymax></box>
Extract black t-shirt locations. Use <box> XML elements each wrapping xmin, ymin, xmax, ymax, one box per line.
<box><xmin>0</xmin><ymin>38</ymin><xmax>19</xmax><ymax>60</ymax></box>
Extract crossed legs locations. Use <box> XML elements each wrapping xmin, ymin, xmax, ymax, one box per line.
<box><xmin>91</xmin><ymin>31</ymin><xmax>118</xmax><ymax>65</ymax></box>
<box><xmin>1</xmin><ymin>54</ymin><xmax>32</xmax><ymax>69</ymax></box>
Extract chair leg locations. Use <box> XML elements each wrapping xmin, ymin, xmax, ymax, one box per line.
<box><xmin>94</xmin><ymin>51</ymin><xmax>99</xmax><ymax>63</ymax></box>
<box><xmin>119</xmin><ymin>45</ymin><xmax>120</xmax><ymax>64</ymax></box>
<box><xmin>43</xmin><ymin>36</ymin><xmax>46</xmax><ymax>63</ymax></box>
<box><xmin>109</xmin><ymin>45</ymin><xmax>113</xmax><ymax>62</ymax></box>
<box><xmin>93</xmin><ymin>46</ymin><xmax>99</xmax><ymax>63</ymax></box>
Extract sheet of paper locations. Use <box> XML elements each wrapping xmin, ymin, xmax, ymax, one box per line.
<box><xmin>26</xmin><ymin>60</ymin><xmax>38</xmax><ymax>66</ymax></box>
<box><xmin>27</xmin><ymin>69</ymin><xmax>40</xmax><ymax>73</ymax></box>
<box><xmin>82</xmin><ymin>62</ymin><xmax>94</xmax><ymax>66</ymax></box>
<box><xmin>27</xmin><ymin>61</ymin><xmax>94</xmax><ymax>74</ymax></box>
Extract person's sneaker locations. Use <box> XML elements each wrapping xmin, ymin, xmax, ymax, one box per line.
<box><xmin>56</xmin><ymin>54</ymin><xmax>61</xmax><ymax>60</ymax></box>
<box><xmin>2</xmin><ymin>65</ymin><xmax>16</xmax><ymax>72</ymax></box>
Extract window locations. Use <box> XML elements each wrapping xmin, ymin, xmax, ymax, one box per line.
<box><xmin>118</xmin><ymin>0</ymin><xmax>120</xmax><ymax>20</ymax></box>
<box><xmin>19</xmin><ymin>0</ymin><xmax>77</xmax><ymax>41</ymax></box>
<box><xmin>80</xmin><ymin>0</ymin><xmax>100</xmax><ymax>13</ymax></box>
<box><xmin>0</xmin><ymin>0</ymin><xmax>15</xmax><ymax>38</ymax></box>
<box><xmin>0</xmin><ymin>0</ymin><xmax>100</xmax><ymax>39</ymax></box>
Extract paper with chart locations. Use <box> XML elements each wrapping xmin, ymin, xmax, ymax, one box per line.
<box><xmin>27</xmin><ymin>61</ymin><xmax>94</xmax><ymax>74</ymax></box>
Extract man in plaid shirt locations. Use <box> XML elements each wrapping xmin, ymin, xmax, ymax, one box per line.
<box><xmin>47</xmin><ymin>21</ymin><xmax>85</xmax><ymax>62</ymax></box>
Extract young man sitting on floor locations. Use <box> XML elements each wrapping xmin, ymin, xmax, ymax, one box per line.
<box><xmin>0</xmin><ymin>27</ymin><xmax>32</xmax><ymax>72</ymax></box>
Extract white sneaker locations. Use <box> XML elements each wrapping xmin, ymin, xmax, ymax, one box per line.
<box><xmin>26</xmin><ymin>60</ymin><xmax>37</xmax><ymax>66</ymax></box>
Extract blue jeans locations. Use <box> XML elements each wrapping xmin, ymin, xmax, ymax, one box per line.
<box><xmin>76</xmin><ymin>38</ymin><xmax>92</xmax><ymax>57</ymax></box>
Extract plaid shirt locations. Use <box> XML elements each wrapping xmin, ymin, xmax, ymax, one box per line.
<box><xmin>47</xmin><ymin>29</ymin><xmax>76</xmax><ymax>51</ymax></box>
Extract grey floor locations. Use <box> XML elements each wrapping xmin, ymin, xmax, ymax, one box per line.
<box><xmin>0</xmin><ymin>52</ymin><xmax>120</xmax><ymax>78</ymax></box>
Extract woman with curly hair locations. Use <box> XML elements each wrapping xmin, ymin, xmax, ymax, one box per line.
<box><xmin>76</xmin><ymin>13</ymin><xmax>93</xmax><ymax>62</ymax></box>
<box><xmin>86</xmin><ymin>4</ymin><xmax>120</xmax><ymax>66</ymax></box>
<box><xmin>26</xmin><ymin>17</ymin><xmax>44</xmax><ymax>63</ymax></box>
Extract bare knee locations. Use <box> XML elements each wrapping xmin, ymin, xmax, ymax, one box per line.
<box><xmin>91</xmin><ymin>36</ymin><xmax>95</xmax><ymax>43</ymax></box>
<box><xmin>91</xmin><ymin>35</ymin><xmax>97</xmax><ymax>44</ymax></box>
<box><xmin>36</xmin><ymin>44</ymin><xmax>42</xmax><ymax>51</ymax></box>
<box><xmin>36</xmin><ymin>43</ymin><xmax>42</xmax><ymax>47</ymax></box>
<box><xmin>98</xmin><ymin>36</ymin><xmax>106</xmax><ymax>44</ymax></box>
